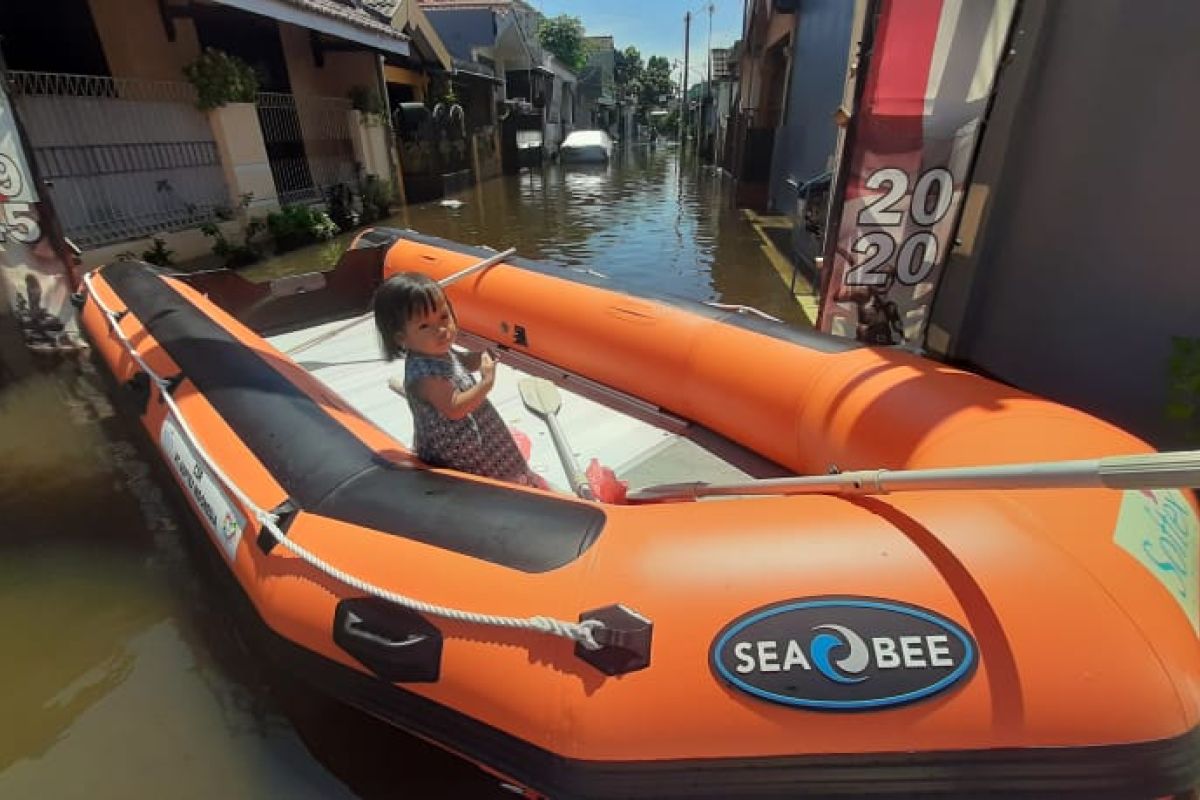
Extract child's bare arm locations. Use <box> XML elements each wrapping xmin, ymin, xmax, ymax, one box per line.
<box><xmin>415</xmin><ymin>353</ymin><xmax>496</xmax><ymax>420</ymax></box>
<box><xmin>459</xmin><ymin>349</ymin><xmax>498</xmax><ymax>372</ymax></box>
<box><xmin>460</xmin><ymin>350</ymin><xmax>483</xmax><ymax>371</ymax></box>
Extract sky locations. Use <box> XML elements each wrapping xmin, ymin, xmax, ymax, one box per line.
<box><xmin>531</xmin><ymin>0</ymin><xmax>743</xmax><ymax>88</ymax></box>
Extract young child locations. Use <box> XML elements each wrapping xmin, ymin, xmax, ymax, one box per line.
<box><xmin>374</xmin><ymin>272</ymin><xmax>544</xmax><ymax>487</ymax></box>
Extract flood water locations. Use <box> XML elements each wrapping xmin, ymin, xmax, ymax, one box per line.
<box><xmin>247</xmin><ymin>144</ymin><xmax>809</xmax><ymax>327</ymax></box>
<box><xmin>0</xmin><ymin>147</ymin><xmax>804</xmax><ymax>798</ymax></box>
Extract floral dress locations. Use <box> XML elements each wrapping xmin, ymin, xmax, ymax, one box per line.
<box><xmin>403</xmin><ymin>352</ymin><xmax>538</xmax><ymax>484</ymax></box>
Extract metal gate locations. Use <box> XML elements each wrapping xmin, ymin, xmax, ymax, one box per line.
<box><xmin>255</xmin><ymin>92</ymin><xmax>356</xmax><ymax>205</ymax></box>
<box><xmin>9</xmin><ymin>71</ymin><xmax>229</xmax><ymax>248</ymax></box>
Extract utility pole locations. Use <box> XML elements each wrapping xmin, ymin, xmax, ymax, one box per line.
<box><xmin>681</xmin><ymin>11</ymin><xmax>690</xmax><ymax>146</ymax></box>
<box><xmin>705</xmin><ymin>2</ymin><xmax>713</xmax><ymax>158</ymax></box>
<box><xmin>706</xmin><ymin>2</ymin><xmax>713</xmax><ymax>88</ymax></box>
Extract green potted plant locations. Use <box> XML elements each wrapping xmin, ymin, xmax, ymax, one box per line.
<box><xmin>183</xmin><ymin>48</ymin><xmax>259</xmax><ymax>111</ymax></box>
<box><xmin>266</xmin><ymin>204</ymin><xmax>339</xmax><ymax>253</ymax></box>
<box><xmin>348</xmin><ymin>85</ymin><xmax>386</xmax><ymax>125</ymax></box>
<box><xmin>200</xmin><ymin>193</ymin><xmax>264</xmax><ymax>268</ymax></box>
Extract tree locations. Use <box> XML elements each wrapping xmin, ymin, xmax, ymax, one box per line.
<box><xmin>538</xmin><ymin>15</ymin><xmax>589</xmax><ymax>72</ymax></box>
<box><xmin>641</xmin><ymin>55</ymin><xmax>675</xmax><ymax>107</ymax></box>
<box><xmin>614</xmin><ymin>46</ymin><xmax>644</xmax><ymax>93</ymax></box>
<box><xmin>658</xmin><ymin>108</ymin><xmax>680</xmax><ymax>133</ymax></box>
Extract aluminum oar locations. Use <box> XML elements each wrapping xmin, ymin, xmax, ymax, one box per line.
<box><xmin>285</xmin><ymin>246</ymin><xmax>516</xmax><ymax>356</ymax></box>
<box><xmin>626</xmin><ymin>450</ymin><xmax>1200</xmax><ymax>502</ymax></box>
<box><xmin>519</xmin><ymin>378</ymin><xmax>594</xmax><ymax>500</ymax></box>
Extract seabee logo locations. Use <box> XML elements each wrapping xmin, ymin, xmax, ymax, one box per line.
<box><xmin>711</xmin><ymin>597</ymin><xmax>977</xmax><ymax>711</ymax></box>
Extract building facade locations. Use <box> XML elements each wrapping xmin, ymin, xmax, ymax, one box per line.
<box><xmin>421</xmin><ymin>0</ymin><xmax>579</xmax><ymax>161</ymax></box>
<box><xmin>0</xmin><ymin>0</ymin><xmax>463</xmax><ymax>266</ymax></box>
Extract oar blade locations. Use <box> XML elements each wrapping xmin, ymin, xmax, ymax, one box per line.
<box><xmin>518</xmin><ymin>378</ymin><xmax>562</xmax><ymax>416</ymax></box>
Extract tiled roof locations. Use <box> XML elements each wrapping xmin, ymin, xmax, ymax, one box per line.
<box><xmin>452</xmin><ymin>56</ymin><xmax>499</xmax><ymax>79</ymax></box>
<box><xmin>418</xmin><ymin>0</ymin><xmax>507</xmax><ymax>7</ymax></box>
<box><xmin>281</xmin><ymin>0</ymin><xmax>408</xmax><ymax>41</ymax></box>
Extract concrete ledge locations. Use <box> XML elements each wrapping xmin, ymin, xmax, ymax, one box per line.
<box><xmin>348</xmin><ymin>110</ymin><xmax>392</xmax><ymax>179</ymax></box>
<box><xmin>741</xmin><ymin>209</ymin><xmax>820</xmax><ymax>325</ymax></box>
<box><xmin>208</xmin><ymin>102</ymin><xmax>279</xmax><ymax>210</ymax></box>
<box><xmin>80</xmin><ymin>220</ymin><xmax>243</xmax><ymax>269</ymax></box>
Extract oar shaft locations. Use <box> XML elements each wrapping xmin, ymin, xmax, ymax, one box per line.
<box><xmin>628</xmin><ymin>450</ymin><xmax>1200</xmax><ymax>502</ymax></box>
<box><xmin>1100</xmin><ymin>451</ymin><xmax>1200</xmax><ymax>489</ymax></box>
<box><xmin>285</xmin><ymin>246</ymin><xmax>515</xmax><ymax>356</ymax></box>
<box><xmin>546</xmin><ymin>413</ymin><xmax>593</xmax><ymax>499</ymax></box>
<box><xmin>439</xmin><ymin>247</ymin><xmax>517</xmax><ymax>287</ymax></box>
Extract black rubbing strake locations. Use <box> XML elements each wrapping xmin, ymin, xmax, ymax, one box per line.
<box><xmin>102</xmin><ymin>261</ymin><xmax>605</xmax><ymax>573</ymax></box>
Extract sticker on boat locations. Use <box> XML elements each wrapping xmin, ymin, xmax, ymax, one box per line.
<box><xmin>161</xmin><ymin>416</ymin><xmax>246</xmax><ymax>561</ymax></box>
<box><xmin>711</xmin><ymin>597</ymin><xmax>977</xmax><ymax>711</ymax></box>
<box><xmin>1113</xmin><ymin>489</ymin><xmax>1200</xmax><ymax>633</ymax></box>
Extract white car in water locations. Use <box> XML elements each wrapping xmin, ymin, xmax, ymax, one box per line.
<box><xmin>559</xmin><ymin>130</ymin><xmax>613</xmax><ymax>164</ymax></box>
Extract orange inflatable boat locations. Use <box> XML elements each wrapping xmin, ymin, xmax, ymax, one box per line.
<box><xmin>78</xmin><ymin>229</ymin><xmax>1200</xmax><ymax>798</ymax></box>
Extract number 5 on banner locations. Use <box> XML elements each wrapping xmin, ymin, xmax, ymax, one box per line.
<box><xmin>0</xmin><ymin>202</ymin><xmax>42</xmax><ymax>244</ymax></box>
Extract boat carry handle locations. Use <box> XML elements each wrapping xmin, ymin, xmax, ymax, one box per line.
<box><xmin>334</xmin><ymin>598</ymin><xmax>443</xmax><ymax>683</ymax></box>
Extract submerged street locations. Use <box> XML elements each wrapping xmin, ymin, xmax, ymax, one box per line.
<box><xmin>0</xmin><ymin>146</ymin><xmax>808</xmax><ymax>799</ymax></box>
<box><xmin>250</xmin><ymin>145</ymin><xmax>813</xmax><ymax>326</ymax></box>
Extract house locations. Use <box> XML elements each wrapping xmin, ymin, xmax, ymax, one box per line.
<box><xmin>692</xmin><ymin>46</ymin><xmax>739</xmax><ymax>164</ymax></box>
<box><xmin>728</xmin><ymin>0</ymin><xmax>796</xmax><ymax>210</ymax></box>
<box><xmin>708</xmin><ymin>46</ymin><xmax>736</xmax><ymax>165</ymax></box>
<box><xmin>0</xmin><ymin>0</ymin><xmax>451</xmax><ymax>267</ymax></box>
<box><xmin>368</xmin><ymin>1</ymin><xmax>503</xmax><ymax>199</ymax></box>
<box><xmin>764</xmin><ymin>1</ymin><xmax>860</xmax><ymax>285</ymax></box>
<box><xmin>579</xmin><ymin>36</ymin><xmax>617</xmax><ymax>134</ymax></box>
<box><xmin>420</xmin><ymin>0</ymin><xmax>579</xmax><ymax>162</ymax></box>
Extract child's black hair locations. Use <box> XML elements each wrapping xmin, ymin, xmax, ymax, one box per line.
<box><xmin>373</xmin><ymin>272</ymin><xmax>449</xmax><ymax>360</ymax></box>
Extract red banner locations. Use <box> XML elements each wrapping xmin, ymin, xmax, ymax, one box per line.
<box><xmin>818</xmin><ymin>0</ymin><xmax>1016</xmax><ymax>347</ymax></box>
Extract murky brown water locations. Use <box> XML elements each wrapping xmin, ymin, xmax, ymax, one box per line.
<box><xmin>0</xmin><ymin>147</ymin><xmax>804</xmax><ymax>798</ymax></box>
<box><xmin>0</xmin><ymin>357</ymin><xmax>505</xmax><ymax>798</ymax></box>
<box><xmin>246</xmin><ymin>145</ymin><xmax>809</xmax><ymax>327</ymax></box>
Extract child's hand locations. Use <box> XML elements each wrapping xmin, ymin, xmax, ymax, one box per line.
<box><xmin>479</xmin><ymin>350</ymin><xmax>497</xmax><ymax>386</ymax></box>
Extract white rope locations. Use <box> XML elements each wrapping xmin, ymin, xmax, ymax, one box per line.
<box><xmin>83</xmin><ymin>271</ymin><xmax>604</xmax><ymax>651</ymax></box>
<box><xmin>704</xmin><ymin>301</ymin><xmax>782</xmax><ymax>323</ymax></box>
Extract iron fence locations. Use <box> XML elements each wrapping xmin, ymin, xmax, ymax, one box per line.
<box><xmin>8</xmin><ymin>71</ymin><xmax>230</xmax><ymax>249</ymax></box>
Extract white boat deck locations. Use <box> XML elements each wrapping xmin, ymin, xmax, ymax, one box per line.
<box><xmin>266</xmin><ymin>317</ymin><xmax>776</xmax><ymax>496</ymax></box>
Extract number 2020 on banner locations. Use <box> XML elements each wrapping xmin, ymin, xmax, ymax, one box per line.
<box><xmin>846</xmin><ymin>167</ymin><xmax>954</xmax><ymax>287</ymax></box>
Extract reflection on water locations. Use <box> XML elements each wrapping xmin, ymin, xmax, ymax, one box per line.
<box><xmin>246</xmin><ymin>147</ymin><xmax>807</xmax><ymax>327</ymax></box>
<box><xmin>0</xmin><ymin>360</ymin><xmax>505</xmax><ymax>797</ymax></box>
<box><xmin>2</xmin><ymin>148</ymin><xmax>804</xmax><ymax>797</ymax></box>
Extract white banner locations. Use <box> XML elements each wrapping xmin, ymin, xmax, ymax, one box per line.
<box><xmin>0</xmin><ymin>83</ymin><xmax>36</xmax><ymax>204</ymax></box>
<box><xmin>0</xmin><ymin>81</ymin><xmax>81</xmax><ymax>350</ymax></box>
<box><xmin>818</xmin><ymin>0</ymin><xmax>1016</xmax><ymax>347</ymax></box>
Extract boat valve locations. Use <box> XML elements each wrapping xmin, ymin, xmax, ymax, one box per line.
<box><xmin>576</xmin><ymin>604</ymin><xmax>653</xmax><ymax>676</ymax></box>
